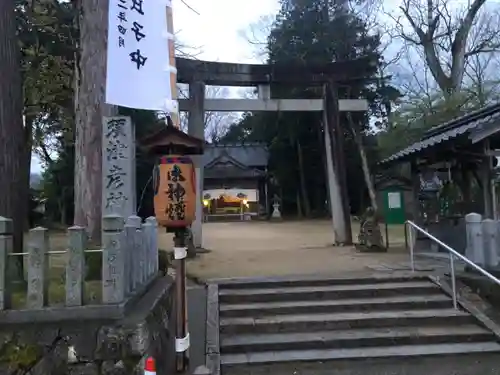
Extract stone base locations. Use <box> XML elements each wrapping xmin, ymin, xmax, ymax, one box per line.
<box><xmin>355</xmin><ymin>243</ymin><xmax>387</xmax><ymax>253</ymax></box>
<box><xmin>0</xmin><ymin>277</ymin><xmax>176</xmax><ymax>375</ymax></box>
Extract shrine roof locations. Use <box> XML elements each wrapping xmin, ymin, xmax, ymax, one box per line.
<box><xmin>380</xmin><ymin>103</ymin><xmax>500</xmax><ymax>165</ymax></box>
<box><xmin>203</xmin><ymin>143</ymin><xmax>268</xmax><ymax>168</ymax></box>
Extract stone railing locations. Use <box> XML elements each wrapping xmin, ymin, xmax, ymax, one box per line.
<box><xmin>465</xmin><ymin>213</ymin><xmax>500</xmax><ymax>270</ymax></box>
<box><xmin>0</xmin><ymin>214</ymin><xmax>159</xmax><ymax>313</ymax></box>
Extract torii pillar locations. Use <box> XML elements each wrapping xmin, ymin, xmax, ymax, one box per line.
<box><xmin>187</xmin><ymin>82</ymin><xmax>206</xmax><ymax>250</ymax></box>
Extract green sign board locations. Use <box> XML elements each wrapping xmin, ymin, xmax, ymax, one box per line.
<box><xmin>382</xmin><ymin>189</ymin><xmax>405</xmax><ymax>225</ymax></box>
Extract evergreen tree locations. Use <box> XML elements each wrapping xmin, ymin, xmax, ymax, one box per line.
<box><xmin>222</xmin><ymin>0</ymin><xmax>396</xmax><ymax>216</ymax></box>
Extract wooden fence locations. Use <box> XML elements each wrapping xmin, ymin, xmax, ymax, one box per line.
<box><xmin>0</xmin><ymin>214</ymin><xmax>159</xmax><ymax>310</ymax></box>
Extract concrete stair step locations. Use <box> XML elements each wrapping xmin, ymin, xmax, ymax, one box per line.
<box><xmin>220</xmin><ymin>325</ymin><xmax>494</xmax><ymax>353</ymax></box>
<box><xmin>220</xmin><ymin>341</ymin><xmax>500</xmax><ymax>367</ymax></box>
<box><xmin>218</xmin><ymin>281</ymin><xmax>441</xmax><ymax>303</ymax></box>
<box><xmin>217</xmin><ymin>274</ymin><xmax>429</xmax><ymax>290</ymax></box>
<box><xmin>220</xmin><ymin>309</ymin><xmax>473</xmax><ymax>335</ymax></box>
<box><xmin>220</xmin><ymin>295</ymin><xmax>453</xmax><ymax>318</ymax></box>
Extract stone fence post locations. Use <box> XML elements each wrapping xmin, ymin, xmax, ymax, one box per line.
<box><xmin>482</xmin><ymin>219</ymin><xmax>499</xmax><ymax>269</ymax></box>
<box><xmin>146</xmin><ymin>216</ymin><xmax>158</xmax><ymax>274</ymax></box>
<box><xmin>465</xmin><ymin>213</ymin><xmax>484</xmax><ymax>266</ymax></box>
<box><xmin>142</xmin><ymin>220</ymin><xmax>153</xmax><ymax>281</ymax></box>
<box><xmin>66</xmin><ymin>226</ymin><xmax>87</xmax><ymax>306</ymax></box>
<box><xmin>27</xmin><ymin>227</ymin><xmax>50</xmax><ymax>309</ymax></box>
<box><xmin>125</xmin><ymin>215</ymin><xmax>141</xmax><ymax>295</ymax></box>
<box><xmin>0</xmin><ymin>217</ymin><xmax>12</xmax><ymax>310</ymax></box>
<box><xmin>102</xmin><ymin>214</ymin><xmax>125</xmax><ymax>304</ymax></box>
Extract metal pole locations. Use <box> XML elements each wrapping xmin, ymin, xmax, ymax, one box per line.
<box><xmin>174</xmin><ymin>229</ymin><xmax>189</xmax><ymax>372</ymax></box>
<box><xmin>407</xmin><ymin>222</ymin><xmax>415</xmax><ymax>272</ymax></box>
<box><xmin>450</xmin><ymin>253</ymin><xmax>458</xmax><ymax>310</ymax></box>
<box><xmin>404</xmin><ymin>220</ymin><xmax>408</xmax><ymax>251</ymax></box>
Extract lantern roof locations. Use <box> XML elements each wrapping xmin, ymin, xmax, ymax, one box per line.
<box><xmin>140</xmin><ymin>123</ymin><xmax>205</xmax><ymax>156</ymax></box>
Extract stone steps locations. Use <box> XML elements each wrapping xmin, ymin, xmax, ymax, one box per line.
<box><xmin>220</xmin><ymin>325</ymin><xmax>494</xmax><ymax>353</ymax></box>
<box><xmin>220</xmin><ymin>309</ymin><xmax>475</xmax><ymax>335</ymax></box>
<box><xmin>221</xmin><ymin>342</ymin><xmax>500</xmax><ymax>366</ymax></box>
<box><xmin>218</xmin><ymin>281</ymin><xmax>442</xmax><ymax>304</ymax></box>
<box><xmin>215</xmin><ymin>275</ymin><xmax>500</xmax><ymax>375</ymax></box>
<box><xmin>219</xmin><ymin>294</ymin><xmax>453</xmax><ymax>317</ymax></box>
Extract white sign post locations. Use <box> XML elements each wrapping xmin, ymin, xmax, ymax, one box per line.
<box><xmin>106</xmin><ymin>0</ymin><xmax>177</xmax><ymax>112</ymax></box>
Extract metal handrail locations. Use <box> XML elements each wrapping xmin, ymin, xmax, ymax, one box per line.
<box><xmin>406</xmin><ymin>220</ymin><xmax>500</xmax><ymax>310</ymax></box>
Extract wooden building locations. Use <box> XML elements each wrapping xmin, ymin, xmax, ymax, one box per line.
<box><xmin>202</xmin><ymin>143</ymin><xmax>269</xmax><ymax>219</ymax></box>
<box><xmin>380</xmin><ymin>103</ymin><xmax>500</xmax><ymax>254</ymax></box>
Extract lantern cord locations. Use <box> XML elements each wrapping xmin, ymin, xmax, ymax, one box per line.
<box><xmin>137</xmin><ymin>166</ymin><xmax>155</xmax><ymax>214</ymax></box>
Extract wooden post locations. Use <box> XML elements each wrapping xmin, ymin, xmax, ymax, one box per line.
<box><xmin>0</xmin><ymin>217</ymin><xmax>12</xmax><ymax>310</ymax></box>
<box><xmin>102</xmin><ymin>214</ymin><xmax>125</xmax><ymax>304</ymax></box>
<box><xmin>174</xmin><ymin>228</ymin><xmax>189</xmax><ymax>372</ymax></box>
<box><xmin>27</xmin><ymin>227</ymin><xmax>49</xmax><ymax>309</ymax></box>
<box><xmin>166</xmin><ymin>0</ymin><xmax>179</xmax><ymax>127</ymax></box>
<box><xmin>66</xmin><ymin>225</ymin><xmax>86</xmax><ymax>306</ymax></box>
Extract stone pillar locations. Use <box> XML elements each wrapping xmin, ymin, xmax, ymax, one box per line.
<box><xmin>482</xmin><ymin>219</ymin><xmax>499</xmax><ymax>269</ymax></box>
<box><xmin>66</xmin><ymin>226</ymin><xmax>86</xmax><ymax>306</ymax></box>
<box><xmin>142</xmin><ymin>220</ymin><xmax>153</xmax><ymax>279</ymax></box>
<box><xmin>465</xmin><ymin>213</ymin><xmax>484</xmax><ymax>266</ymax></box>
<box><xmin>27</xmin><ymin>227</ymin><xmax>50</xmax><ymax>309</ymax></box>
<box><xmin>188</xmin><ymin>81</ymin><xmax>206</xmax><ymax>251</ymax></box>
<box><xmin>0</xmin><ymin>217</ymin><xmax>13</xmax><ymax>310</ymax></box>
<box><xmin>146</xmin><ymin>217</ymin><xmax>159</xmax><ymax>273</ymax></box>
<box><xmin>102</xmin><ymin>116</ymin><xmax>136</xmax><ymax>220</ymax></box>
<box><xmin>125</xmin><ymin>215</ymin><xmax>142</xmax><ymax>293</ymax></box>
<box><xmin>322</xmin><ymin>109</ymin><xmax>344</xmax><ymax>245</ymax></box>
<box><xmin>258</xmin><ymin>85</ymin><xmax>271</xmax><ymax>100</ymax></box>
<box><xmin>102</xmin><ymin>214</ymin><xmax>126</xmax><ymax>304</ymax></box>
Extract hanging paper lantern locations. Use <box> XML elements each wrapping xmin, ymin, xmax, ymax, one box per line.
<box><xmin>154</xmin><ymin>155</ymin><xmax>196</xmax><ymax>228</ymax></box>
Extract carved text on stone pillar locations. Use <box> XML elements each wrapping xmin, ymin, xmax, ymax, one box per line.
<box><xmin>102</xmin><ymin>116</ymin><xmax>135</xmax><ymax>217</ymax></box>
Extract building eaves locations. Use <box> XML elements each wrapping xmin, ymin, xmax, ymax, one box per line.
<box><xmin>380</xmin><ymin>104</ymin><xmax>500</xmax><ymax>165</ymax></box>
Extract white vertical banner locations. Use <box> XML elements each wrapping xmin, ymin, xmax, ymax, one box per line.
<box><xmin>106</xmin><ymin>0</ymin><xmax>177</xmax><ymax>112</ymax></box>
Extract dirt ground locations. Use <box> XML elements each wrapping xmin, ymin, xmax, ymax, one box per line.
<box><xmin>158</xmin><ymin>220</ymin><xmax>414</xmax><ymax>281</ymax></box>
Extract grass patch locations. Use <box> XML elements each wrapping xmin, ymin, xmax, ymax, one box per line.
<box><xmin>10</xmin><ymin>231</ymin><xmax>103</xmax><ymax>309</ymax></box>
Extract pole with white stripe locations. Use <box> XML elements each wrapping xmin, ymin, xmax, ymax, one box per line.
<box><xmin>166</xmin><ymin>0</ymin><xmax>179</xmax><ymax>128</ymax></box>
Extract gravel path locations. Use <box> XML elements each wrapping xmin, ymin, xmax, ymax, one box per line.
<box><xmin>158</xmin><ymin>220</ymin><xmax>413</xmax><ymax>281</ymax></box>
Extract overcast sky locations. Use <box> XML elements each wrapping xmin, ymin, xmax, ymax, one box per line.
<box><xmin>31</xmin><ymin>0</ymin><xmax>278</xmax><ymax>173</ymax></box>
<box><xmin>174</xmin><ymin>0</ymin><xmax>279</xmax><ymax>63</ymax></box>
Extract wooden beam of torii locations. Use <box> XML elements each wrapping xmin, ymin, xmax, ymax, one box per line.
<box><xmin>177</xmin><ymin>57</ymin><xmax>376</xmax><ymax>250</ymax></box>
<box><xmin>178</xmin><ymin>98</ymin><xmax>368</xmax><ymax>112</ymax></box>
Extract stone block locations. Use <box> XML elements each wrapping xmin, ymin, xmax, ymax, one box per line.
<box><xmin>27</xmin><ymin>226</ymin><xmax>49</xmax><ymax>309</ymax></box>
<box><xmin>67</xmin><ymin>225</ymin><xmax>87</xmax><ymax>306</ymax></box>
<box><xmin>102</xmin><ymin>215</ymin><xmax>126</xmax><ymax>304</ymax></box>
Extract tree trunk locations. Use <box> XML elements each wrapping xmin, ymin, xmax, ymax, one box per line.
<box><xmin>347</xmin><ymin>114</ymin><xmax>378</xmax><ymax>212</ymax></box>
<box><xmin>0</xmin><ymin>1</ymin><xmax>28</xmax><ymax>259</ymax></box>
<box><xmin>74</xmin><ymin>0</ymin><xmax>118</xmax><ymax>243</ymax></box>
<box><xmin>23</xmin><ymin>115</ymin><xmax>34</xmax><ymax>231</ymax></box>
<box><xmin>296</xmin><ymin>190</ymin><xmax>303</xmax><ymax>218</ymax></box>
<box><xmin>296</xmin><ymin>139</ymin><xmax>311</xmax><ymax>217</ymax></box>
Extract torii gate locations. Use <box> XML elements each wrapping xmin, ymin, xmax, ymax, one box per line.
<box><xmin>173</xmin><ymin>57</ymin><xmax>374</xmax><ymax>250</ymax></box>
